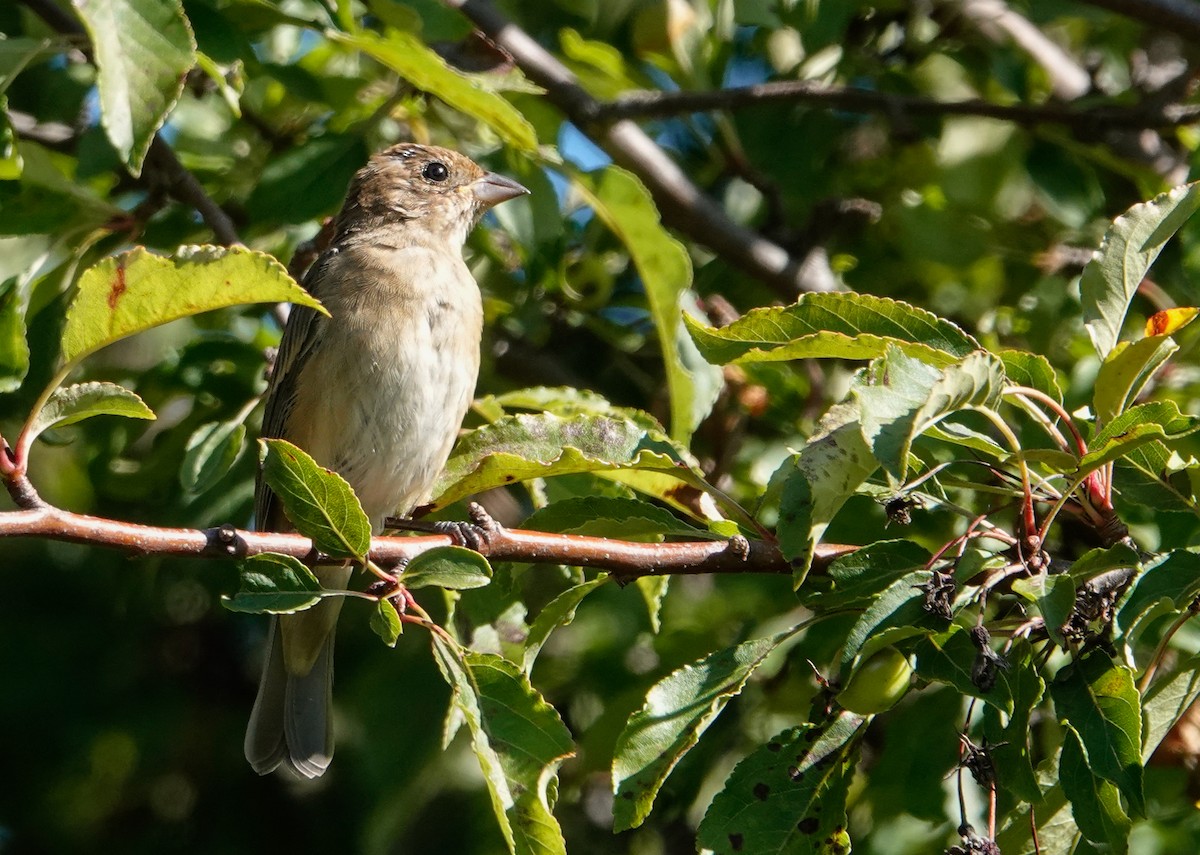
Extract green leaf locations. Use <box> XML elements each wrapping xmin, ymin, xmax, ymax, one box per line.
<box><xmin>370</xmin><ymin>599</ymin><xmax>403</xmax><ymax>647</ymax></box>
<box><xmin>1081</xmin><ymin>180</ymin><xmax>1200</xmax><ymax>359</ymax></box>
<box><xmin>61</xmin><ymin>245</ymin><xmax>325</xmax><ymax>368</ymax></box>
<box><xmin>1012</xmin><ymin>573</ymin><xmax>1076</xmax><ymax>647</ymax></box>
<box><xmin>776</xmin><ymin>404</ymin><xmax>879</xmax><ymax>578</ymax></box>
<box><xmin>806</xmin><ymin>540</ymin><xmax>932</xmax><ymax>609</ymax></box>
<box><xmin>1114</xmin><ymin>441</ymin><xmax>1200</xmax><ymax>513</ymax></box>
<box><xmin>402</xmin><ymin>546</ymin><xmax>493</xmax><ymax>590</ymax></box>
<box><xmin>612</xmin><ymin>633</ymin><xmax>788</xmax><ymax>831</ymax></box>
<box><xmin>575</xmin><ymin>166</ymin><xmax>721</xmax><ymax>443</ymax></box>
<box><xmin>696</xmin><ymin>714</ymin><xmax>864</xmax><ymax>855</ymax></box>
<box><xmin>259</xmin><ymin>439</ymin><xmax>372</xmax><ymax>560</ymax></box>
<box><xmin>522</xmin><ymin>496</ymin><xmax>703</xmax><ymax>539</ymax></box>
<box><xmin>181</xmin><ymin>419</ymin><xmax>246</xmax><ymax>493</ymax></box>
<box><xmin>523</xmin><ymin>577</ymin><xmax>609</xmax><ymax>674</ymax></box>
<box><xmin>431</xmin><ymin>637</ymin><xmax>574</xmax><ymax>855</ymax></box>
<box><xmin>244</xmin><ymin>134</ymin><xmax>369</xmax><ymax>225</ymax></box>
<box><xmin>836</xmin><ymin>570</ymin><xmax>936</xmax><ymax>682</ymax></box>
<box><xmin>26</xmin><ymin>381</ymin><xmax>155</xmax><ymax>443</ymax></box>
<box><xmin>1050</xmin><ymin>649</ymin><xmax>1145</xmax><ymax>815</ymax></box>
<box><xmin>222</xmin><ymin>553</ymin><xmax>323</xmax><ymax>614</ymax></box>
<box><xmin>854</xmin><ymin>348</ymin><xmax>1004</xmax><ymax>481</ymax></box>
<box><xmin>913</xmin><ymin>625</ymin><xmax>1016</xmax><ymax>714</ymax></box>
<box><xmin>1142</xmin><ymin>654</ymin><xmax>1200</xmax><ymax>761</ymax></box>
<box><xmin>1060</xmin><ymin>726</ymin><xmax>1131</xmax><ymax>851</ymax></box>
<box><xmin>334</xmin><ymin>30</ymin><xmax>538</xmax><ymax>154</ymax></box>
<box><xmin>484</xmin><ymin>386</ymin><xmax>651</xmax><ymax>421</ymax></box>
<box><xmin>71</xmin><ymin>0</ymin><xmax>196</xmax><ymax>175</ymax></box>
<box><xmin>1114</xmin><ymin>550</ymin><xmax>1200</xmax><ymax>655</ymax></box>
<box><xmin>1001</xmin><ymin>350</ymin><xmax>1063</xmax><ymax>403</ymax></box>
<box><xmin>430</xmin><ymin>413</ymin><xmax>717</xmax><ymax>521</ymax></box>
<box><xmin>684</xmin><ymin>292</ymin><xmax>979</xmax><ymax>366</ymax></box>
<box><xmin>1079</xmin><ymin>400</ymin><xmax>1200</xmax><ymax>474</ymax></box>
<box><xmin>982</xmin><ymin>641</ymin><xmax>1045</xmax><ymax>804</ymax></box>
<box><xmin>1093</xmin><ymin>335</ymin><xmax>1178</xmax><ymax>425</ymax></box>
<box><xmin>0</xmin><ymin>276</ymin><xmax>27</xmax><ymax>392</ymax></box>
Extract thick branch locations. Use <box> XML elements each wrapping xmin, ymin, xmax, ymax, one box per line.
<box><xmin>446</xmin><ymin>0</ymin><xmax>818</xmax><ymax>297</ymax></box>
<box><xmin>0</xmin><ymin>503</ymin><xmax>856</xmax><ymax>577</ymax></box>
<box><xmin>593</xmin><ymin>81</ymin><xmax>1200</xmax><ymax>129</ymax></box>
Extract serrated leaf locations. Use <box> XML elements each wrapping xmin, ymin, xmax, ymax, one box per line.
<box><xmin>837</xmin><ymin>570</ymin><xmax>936</xmax><ymax>682</ymax></box>
<box><xmin>855</xmin><ymin>348</ymin><xmax>1004</xmax><ymax>481</ymax></box>
<box><xmin>1142</xmin><ymin>654</ymin><xmax>1200</xmax><ymax>761</ymax></box>
<box><xmin>370</xmin><ymin>599</ymin><xmax>403</xmax><ymax>647</ymax></box>
<box><xmin>1079</xmin><ymin>400</ymin><xmax>1200</xmax><ymax>474</ymax></box>
<box><xmin>913</xmin><ymin>625</ymin><xmax>1017</xmax><ymax>714</ymax></box>
<box><xmin>27</xmin><ymin>381</ymin><xmax>155</xmax><ymax>443</ymax></box>
<box><xmin>1114</xmin><ymin>441</ymin><xmax>1200</xmax><ymax>512</ymax></box>
<box><xmin>402</xmin><ymin>546</ymin><xmax>492</xmax><ymax>590</ymax></box>
<box><xmin>71</xmin><ymin>0</ymin><xmax>196</xmax><ymax>175</ymax></box>
<box><xmin>430</xmin><ymin>413</ymin><xmax>713</xmax><ymax>519</ymax></box>
<box><xmin>922</xmin><ymin>420</ymin><xmax>1007</xmax><ymax>458</ymax></box>
<box><xmin>1001</xmin><ymin>350</ymin><xmax>1063</xmax><ymax>403</ymax></box>
<box><xmin>696</xmin><ymin>714</ymin><xmax>864</xmax><ymax>855</ymax></box>
<box><xmin>335</xmin><ymin>30</ymin><xmax>538</xmax><ymax>154</ymax></box>
<box><xmin>576</xmin><ymin>166</ymin><xmax>721</xmax><ymax>443</ymax></box>
<box><xmin>1093</xmin><ymin>336</ymin><xmax>1177</xmax><ymax>425</ymax></box>
<box><xmin>1060</xmin><ymin>726</ymin><xmax>1131</xmax><ymax>851</ymax></box>
<box><xmin>1050</xmin><ymin>649</ymin><xmax>1144</xmax><ymax>815</ymax></box>
<box><xmin>222</xmin><ymin>552</ymin><xmax>323</xmax><ymax>614</ymax></box>
<box><xmin>612</xmin><ymin>633</ymin><xmax>788</xmax><ymax>831</ymax></box>
<box><xmin>431</xmin><ymin>637</ymin><xmax>574</xmax><ymax>855</ymax></box>
<box><xmin>1081</xmin><ymin>181</ymin><xmax>1200</xmax><ymax>359</ymax></box>
<box><xmin>62</xmin><ymin>245</ymin><xmax>325</xmax><ymax>368</ymax></box>
<box><xmin>777</xmin><ymin>404</ymin><xmax>879</xmax><ymax>579</ymax></box>
<box><xmin>523</xmin><ymin>577</ymin><xmax>608</xmax><ymax>674</ymax></box>
<box><xmin>181</xmin><ymin>419</ymin><xmax>246</xmax><ymax>493</ymax></box>
<box><xmin>259</xmin><ymin>439</ymin><xmax>371</xmax><ymax>560</ymax></box>
<box><xmin>1145</xmin><ymin>306</ymin><xmax>1199</xmax><ymax>336</ymax></box>
<box><xmin>684</xmin><ymin>292</ymin><xmax>979</xmax><ymax>366</ymax></box>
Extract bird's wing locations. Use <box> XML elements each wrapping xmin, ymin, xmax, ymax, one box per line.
<box><xmin>254</xmin><ymin>251</ymin><xmax>335</xmax><ymax>532</ymax></box>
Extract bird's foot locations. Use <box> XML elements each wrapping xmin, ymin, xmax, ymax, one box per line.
<box><xmin>432</xmin><ymin>502</ymin><xmax>502</xmax><ymax>552</ymax></box>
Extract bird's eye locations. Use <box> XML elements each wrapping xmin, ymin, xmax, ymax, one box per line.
<box><xmin>423</xmin><ymin>161</ymin><xmax>449</xmax><ymax>182</ymax></box>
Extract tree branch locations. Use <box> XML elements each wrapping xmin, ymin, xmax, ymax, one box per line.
<box><xmin>445</xmin><ymin>0</ymin><xmax>821</xmax><ymax>298</ymax></box>
<box><xmin>0</xmin><ymin>502</ymin><xmax>856</xmax><ymax>577</ymax></box>
<box><xmin>591</xmin><ymin>80</ymin><xmax>1200</xmax><ymax>129</ymax></box>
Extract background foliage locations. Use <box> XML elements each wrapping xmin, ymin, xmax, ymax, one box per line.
<box><xmin>5</xmin><ymin>0</ymin><xmax>1200</xmax><ymax>853</ymax></box>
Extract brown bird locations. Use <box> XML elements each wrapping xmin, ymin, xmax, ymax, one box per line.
<box><xmin>244</xmin><ymin>143</ymin><xmax>528</xmax><ymax>778</ymax></box>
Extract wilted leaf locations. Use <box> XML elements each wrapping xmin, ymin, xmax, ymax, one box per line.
<box><xmin>1145</xmin><ymin>306</ymin><xmax>1198</xmax><ymax>337</ymax></box>
<box><xmin>259</xmin><ymin>439</ymin><xmax>372</xmax><ymax>560</ymax></box>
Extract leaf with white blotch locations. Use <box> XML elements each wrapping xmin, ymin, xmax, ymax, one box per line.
<box><xmin>27</xmin><ymin>381</ymin><xmax>154</xmax><ymax>443</ymax></box>
<box><xmin>1001</xmin><ymin>350</ymin><xmax>1063</xmax><ymax>403</ymax></box>
<box><xmin>922</xmin><ymin>421</ymin><xmax>1007</xmax><ymax>458</ymax></box>
<box><xmin>1093</xmin><ymin>335</ymin><xmax>1178</xmax><ymax>425</ymax></box>
<box><xmin>696</xmin><ymin>714</ymin><xmax>864</xmax><ymax>855</ymax></box>
<box><xmin>776</xmin><ymin>403</ymin><xmax>880</xmax><ymax>579</ymax></box>
<box><xmin>431</xmin><ymin>636</ymin><xmax>574</xmax><ymax>855</ymax></box>
<box><xmin>222</xmin><ymin>553</ymin><xmax>323</xmax><ymax>614</ymax></box>
<box><xmin>1078</xmin><ymin>400</ymin><xmax>1200</xmax><ymax>475</ymax></box>
<box><xmin>1081</xmin><ymin>181</ymin><xmax>1200</xmax><ymax>359</ymax></box>
<box><xmin>854</xmin><ymin>348</ymin><xmax>1004</xmax><ymax>482</ymax></box>
<box><xmin>1060</xmin><ymin>725</ymin><xmax>1132</xmax><ymax>851</ymax></box>
<box><xmin>523</xmin><ymin>577</ymin><xmax>609</xmax><ymax>674</ymax></box>
<box><xmin>429</xmin><ymin>413</ymin><xmax>713</xmax><ymax>518</ymax></box>
<box><xmin>684</xmin><ymin>292</ymin><xmax>979</xmax><ymax>367</ymax></box>
<box><xmin>612</xmin><ymin>633</ymin><xmax>791</xmax><ymax>831</ymax></box>
<box><xmin>401</xmin><ymin>546</ymin><xmax>492</xmax><ymax>590</ymax></box>
<box><xmin>62</xmin><ymin>246</ymin><xmax>325</xmax><ymax>368</ymax></box>
<box><xmin>370</xmin><ymin>599</ymin><xmax>403</xmax><ymax>647</ymax></box>
<box><xmin>181</xmin><ymin>419</ymin><xmax>246</xmax><ymax>493</ymax></box>
<box><xmin>1050</xmin><ymin>649</ymin><xmax>1144</xmax><ymax>815</ymax></box>
<box><xmin>577</xmin><ymin>166</ymin><xmax>721</xmax><ymax>443</ymax></box>
<box><xmin>333</xmin><ymin>30</ymin><xmax>538</xmax><ymax>154</ymax></box>
<box><xmin>71</xmin><ymin>0</ymin><xmax>196</xmax><ymax>175</ymax></box>
<box><xmin>259</xmin><ymin>439</ymin><xmax>371</xmax><ymax>560</ymax></box>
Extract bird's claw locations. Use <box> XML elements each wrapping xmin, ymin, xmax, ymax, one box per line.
<box><xmin>433</xmin><ymin>502</ymin><xmax>502</xmax><ymax>551</ymax></box>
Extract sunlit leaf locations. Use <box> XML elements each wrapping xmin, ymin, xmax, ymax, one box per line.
<box><xmin>1001</xmin><ymin>350</ymin><xmax>1063</xmax><ymax>403</ymax></box>
<box><xmin>71</xmin><ymin>0</ymin><xmax>196</xmax><ymax>174</ymax></box>
<box><xmin>1093</xmin><ymin>336</ymin><xmax>1177</xmax><ymax>425</ymax></box>
<box><xmin>523</xmin><ymin>577</ymin><xmax>608</xmax><ymax>674</ymax></box>
<box><xmin>1081</xmin><ymin>180</ymin><xmax>1200</xmax><ymax>359</ymax></box>
<box><xmin>1079</xmin><ymin>401</ymin><xmax>1200</xmax><ymax>474</ymax></box>
<box><xmin>1145</xmin><ymin>306</ymin><xmax>1198</xmax><ymax>337</ymax></box>
<box><xmin>26</xmin><ymin>381</ymin><xmax>154</xmax><ymax>443</ymax></box>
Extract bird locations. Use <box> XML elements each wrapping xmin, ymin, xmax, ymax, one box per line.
<box><xmin>244</xmin><ymin>143</ymin><xmax>529</xmax><ymax>778</ymax></box>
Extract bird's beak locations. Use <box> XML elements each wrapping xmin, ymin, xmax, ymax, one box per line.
<box><xmin>472</xmin><ymin>173</ymin><xmax>530</xmax><ymax>208</ymax></box>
